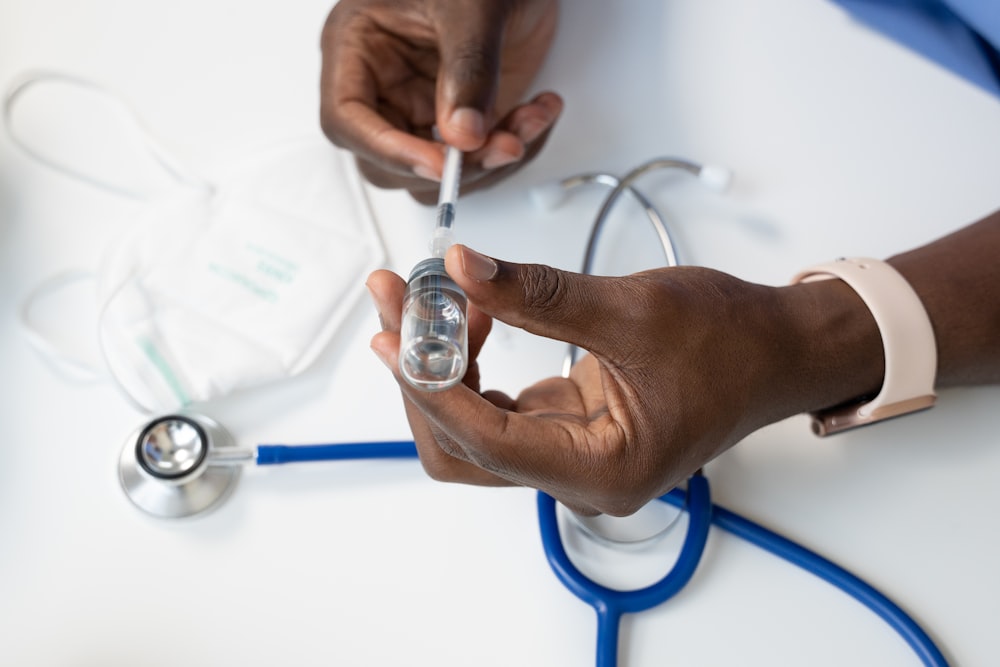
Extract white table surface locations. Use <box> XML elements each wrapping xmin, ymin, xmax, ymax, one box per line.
<box><xmin>2</xmin><ymin>1</ymin><xmax>999</xmax><ymax>665</ymax></box>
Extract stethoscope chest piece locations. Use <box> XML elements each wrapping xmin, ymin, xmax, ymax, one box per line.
<box><xmin>118</xmin><ymin>413</ymin><xmax>241</xmax><ymax>519</ymax></box>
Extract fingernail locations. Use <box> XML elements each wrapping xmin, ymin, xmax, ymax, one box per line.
<box><xmin>447</xmin><ymin>107</ymin><xmax>485</xmax><ymax>140</ymax></box>
<box><xmin>481</xmin><ymin>147</ymin><xmax>521</xmax><ymax>170</ymax></box>
<box><xmin>516</xmin><ymin>117</ymin><xmax>549</xmax><ymax>144</ymax></box>
<box><xmin>413</xmin><ymin>164</ymin><xmax>440</xmax><ymax>181</ymax></box>
<box><xmin>460</xmin><ymin>246</ymin><xmax>498</xmax><ymax>281</ymax></box>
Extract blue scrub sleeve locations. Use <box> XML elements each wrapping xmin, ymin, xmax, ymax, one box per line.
<box><xmin>830</xmin><ymin>0</ymin><xmax>1000</xmax><ymax>97</ymax></box>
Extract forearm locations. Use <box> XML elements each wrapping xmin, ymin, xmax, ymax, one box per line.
<box><xmin>888</xmin><ymin>209</ymin><xmax>1000</xmax><ymax>387</ymax></box>
<box><xmin>770</xmin><ymin>209</ymin><xmax>1000</xmax><ymax>426</ymax></box>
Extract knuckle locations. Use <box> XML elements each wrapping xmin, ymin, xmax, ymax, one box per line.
<box><xmin>417</xmin><ymin>442</ymin><xmax>466</xmax><ymax>482</ymax></box>
<box><xmin>354</xmin><ymin>157</ymin><xmax>434</xmax><ymax>199</ymax></box>
<box><xmin>319</xmin><ymin>112</ymin><xmax>349</xmax><ymax>148</ymax></box>
<box><xmin>520</xmin><ymin>265</ymin><xmax>567</xmax><ymax>315</ymax></box>
<box><xmin>354</xmin><ymin>158</ymin><xmax>396</xmax><ymax>188</ymax></box>
<box><xmin>450</xmin><ymin>41</ymin><xmax>499</xmax><ymax>89</ymax></box>
<box><xmin>431</xmin><ymin>434</ymin><xmax>466</xmax><ymax>461</ymax></box>
<box><xmin>419</xmin><ymin>457</ymin><xmax>456</xmax><ymax>482</ymax></box>
<box><xmin>624</xmin><ymin>275</ymin><xmax>673</xmax><ymax>325</ymax></box>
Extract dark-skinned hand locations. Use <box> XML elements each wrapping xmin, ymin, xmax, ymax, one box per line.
<box><xmin>321</xmin><ymin>0</ymin><xmax>563</xmax><ymax>203</ymax></box>
<box><xmin>366</xmin><ymin>244</ymin><xmax>893</xmax><ymax>516</ymax></box>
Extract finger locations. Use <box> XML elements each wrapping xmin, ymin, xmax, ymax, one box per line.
<box><xmin>503</xmin><ymin>92</ymin><xmax>564</xmax><ymax>149</ymax></box>
<box><xmin>366</xmin><ymin>270</ymin><xmax>510</xmax><ymax>486</ymax></box>
<box><xmin>320</xmin><ymin>21</ymin><xmax>445</xmax><ymax>181</ymax></box>
<box><xmin>465</xmin><ymin>301</ymin><xmax>492</xmax><ymax>360</ymax></box>
<box><xmin>324</xmin><ymin>103</ymin><xmax>445</xmax><ymax>183</ymax></box>
<box><xmin>401</xmin><ymin>394</ymin><xmax>513</xmax><ymax>486</ymax></box>
<box><xmin>367</xmin><ymin>269</ymin><xmax>493</xmax><ymax>363</ymax></box>
<box><xmin>369</xmin><ymin>325</ymin><xmax>490</xmax><ymax>475</ymax></box>
<box><xmin>366</xmin><ymin>267</ymin><xmax>613</xmax><ymax>501</ymax></box>
<box><xmin>376</xmin><ymin>328</ymin><xmax>512</xmax><ymax>486</ymax></box>
<box><xmin>568</xmin><ymin>354</ymin><xmax>611</xmax><ymax>420</ymax></box>
<box><xmin>365</xmin><ymin>290</ymin><xmax>580</xmax><ymax>488</ymax></box>
<box><xmin>429</xmin><ymin>3</ymin><xmax>509</xmax><ymax>150</ymax></box>
<box><xmin>374</xmin><ymin>316</ymin><xmax>621</xmax><ymax>513</ymax></box>
<box><xmin>355</xmin><ymin>154</ymin><xmax>443</xmax><ymax>200</ymax></box>
<box><xmin>514</xmin><ymin>376</ymin><xmax>585</xmax><ymax>418</ymax></box>
<box><xmin>481</xmin><ymin>389</ymin><xmax>515</xmax><ymax>411</ymax></box>
<box><xmin>420</xmin><ymin>387</ymin><xmax>579</xmax><ymax>478</ymax></box>
<box><xmin>351</xmin><ymin>89</ymin><xmax>560</xmax><ymax>200</ymax></box>
<box><xmin>400</xmin><ymin>377</ymin><xmax>626</xmax><ymax>514</ymax></box>
<box><xmin>365</xmin><ymin>269</ymin><xmax>406</xmax><ymax>330</ymax></box>
<box><xmin>401</xmin><ymin>92</ymin><xmax>563</xmax><ymax>201</ymax></box>
<box><xmin>442</xmin><ymin>245</ymin><xmax>642</xmax><ymax>357</ymax></box>
<box><xmin>462</xmin><ymin>92</ymin><xmax>563</xmax><ymax>178</ymax></box>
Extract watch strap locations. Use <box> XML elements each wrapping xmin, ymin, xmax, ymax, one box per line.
<box><xmin>792</xmin><ymin>257</ymin><xmax>937</xmax><ymax>436</ymax></box>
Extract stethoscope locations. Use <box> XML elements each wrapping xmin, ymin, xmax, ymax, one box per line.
<box><xmin>118</xmin><ymin>413</ymin><xmax>417</xmax><ymax>519</ymax></box>
<box><xmin>117</xmin><ymin>158</ymin><xmax>949</xmax><ymax>667</ymax></box>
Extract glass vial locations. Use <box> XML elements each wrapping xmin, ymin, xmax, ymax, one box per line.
<box><xmin>399</xmin><ymin>257</ymin><xmax>468</xmax><ymax>391</ymax></box>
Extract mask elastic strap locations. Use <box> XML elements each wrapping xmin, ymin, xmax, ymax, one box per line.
<box><xmin>21</xmin><ymin>266</ymin><xmax>188</xmax><ymax>413</ymax></box>
<box><xmin>8</xmin><ymin>70</ymin><xmax>211</xmax><ymax>409</ymax></box>
<box><xmin>18</xmin><ymin>270</ymin><xmax>106</xmax><ymax>383</ymax></box>
<box><xmin>3</xmin><ymin>70</ymin><xmax>214</xmax><ymax>199</ymax></box>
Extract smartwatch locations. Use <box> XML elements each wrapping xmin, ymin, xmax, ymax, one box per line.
<box><xmin>792</xmin><ymin>257</ymin><xmax>937</xmax><ymax>436</ymax></box>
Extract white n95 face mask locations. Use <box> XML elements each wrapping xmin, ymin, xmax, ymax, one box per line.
<box><xmin>8</xmin><ymin>72</ymin><xmax>385</xmax><ymax>412</ymax></box>
<box><xmin>96</xmin><ymin>142</ymin><xmax>383</xmax><ymax>411</ymax></box>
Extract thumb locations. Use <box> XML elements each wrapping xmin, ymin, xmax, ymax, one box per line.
<box><xmin>431</xmin><ymin>4</ymin><xmax>507</xmax><ymax>151</ymax></box>
<box><xmin>444</xmin><ymin>245</ymin><xmax>633</xmax><ymax>354</ymax></box>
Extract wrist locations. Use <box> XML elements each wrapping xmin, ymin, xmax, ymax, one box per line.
<box><xmin>768</xmin><ymin>277</ymin><xmax>886</xmax><ymax>424</ymax></box>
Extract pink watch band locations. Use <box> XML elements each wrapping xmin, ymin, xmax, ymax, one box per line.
<box><xmin>792</xmin><ymin>257</ymin><xmax>937</xmax><ymax>436</ymax></box>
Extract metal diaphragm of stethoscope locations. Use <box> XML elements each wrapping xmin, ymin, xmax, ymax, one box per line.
<box><xmin>117</xmin><ymin>157</ymin><xmax>949</xmax><ymax>667</ymax></box>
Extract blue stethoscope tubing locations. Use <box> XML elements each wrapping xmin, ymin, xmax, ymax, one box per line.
<box><xmin>536</xmin><ymin>471</ymin><xmax>949</xmax><ymax>667</ymax></box>
<box><xmin>706</xmin><ymin>500</ymin><xmax>949</xmax><ymax>667</ymax></box>
<box><xmin>537</xmin><ymin>474</ymin><xmax>712</xmax><ymax>667</ymax></box>
<box><xmin>257</xmin><ymin>156</ymin><xmax>945</xmax><ymax>665</ymax></box>
<box><xmin>254</xmin><ymin>440</ymin><xmax>418</xmax><ymax>465</ymax></box>
<box><xmin>269</xmin><ymin>439</ymin><xmax>948</xmax><ymax>666</ymax></box>
<box><xmin>531</xmin><ymin>158</ymin><xmax>948</xmax><ymax>665</ymax></box>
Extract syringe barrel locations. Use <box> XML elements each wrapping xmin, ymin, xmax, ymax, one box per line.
<box><xmin>399</xmin><ymin>257</ymin><xmax>469</xmax><ymax>391</ymax></box>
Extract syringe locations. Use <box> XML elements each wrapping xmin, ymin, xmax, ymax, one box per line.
<box><xmin>398</xmin><ymin>146</ymin><xmax>469</xmax><ymax>391</ymax></box>
<box><xmin>430</xmin><ymin>144</ymin><xmax>462</xmax><ymax>258</ymax></box>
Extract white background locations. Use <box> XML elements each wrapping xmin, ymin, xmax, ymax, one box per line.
<box><xmin>1</xmin><ymin>1</ymin><xmax>999</xmax><ymax>665</ymax></box>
